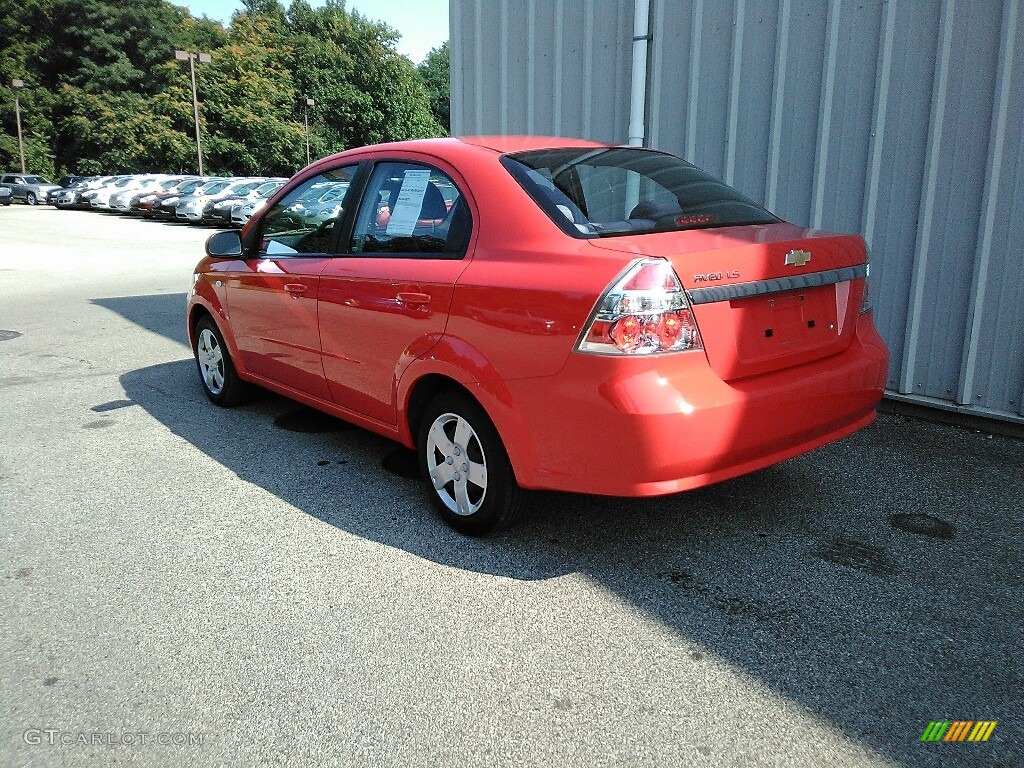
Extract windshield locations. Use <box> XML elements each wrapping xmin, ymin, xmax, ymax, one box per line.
<box><xmin>198</xmin><ymin>181</ymin><xmax>229</xmax><ymax>194</ymax></box>
<box><xmin>228</xmin><ymin>181</ymin><xmax>263</xmax><ymax>194</ymax></box>
<box><xmin>255</xmin><ymin>181</ymin><xmax>283</xmax><ymax>197</ymax></box>
<box><xmin>503</xmin><ymin>147</ymin><xmax>779</xmax><ymax>238</ymax></box>
<box><xmin>25</xmin><ymin>176</ymin><xmax>50</xmax><ymax>184</ymax></box>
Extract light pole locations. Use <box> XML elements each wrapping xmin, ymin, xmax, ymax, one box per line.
<box><xmin>303</xmin><ymin>97</ymin><xmax>315</xmax><ymax>166</ymax></box>
<box><xmin>11</xmin><ymin>79</ymin><xmax>26</xmax><ymax>174</ymax></box>
<box><xmin>174</xmin><ymin>50</ymin><xmax>212</xmax><ymax>175</ymax></box>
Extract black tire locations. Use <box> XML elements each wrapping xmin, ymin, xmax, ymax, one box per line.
<box><xmin>193</xmin><ymin>316</ymin><xmax>247</xmax><ymax>406</ymax></box>
<box><xmin>25</xmin><ymin>192</ymin><xmax>36</xmax><ymax>206</ymax></box>
<box><xmin>417</xmin><ymin>390</ymin><xmax>526</xmax><ymax>536</ymax></box>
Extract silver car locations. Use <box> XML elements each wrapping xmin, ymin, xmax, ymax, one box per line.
<box><xmin>0</xmin><ymin>174</ymin><xmax>61</xmax><ymax>206</ymax></box>
<box><xmin>211</xmin><ymin>179</ymin><xmax>285</xmax><ymax>226</ymax></box>
<box><xmin>175</xmin><ymin>179</ymin><xmax>263</xmax><ymax>224</ymax></box>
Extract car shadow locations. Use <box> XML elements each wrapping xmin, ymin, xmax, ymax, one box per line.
<box><xmin>106</xmin><ymin>293</ymin><xmax>1022</xmax><ymax>768</ymax></box>
<box><xmin>91</xmin><ymin>294</ymin><xmax>191</xmax><ymax>346</ymax></box>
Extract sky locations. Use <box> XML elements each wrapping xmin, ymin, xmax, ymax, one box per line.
<box><xmin>177</xmin><ymin>0</ymin><xmax>449</xmax><ymax>63</ymax></box>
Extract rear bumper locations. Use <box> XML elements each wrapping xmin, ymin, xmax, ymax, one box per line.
<box><xmin>496</xmin><ymin>313</ymin><xmax>889</xmax><ymax>496</ymax></box>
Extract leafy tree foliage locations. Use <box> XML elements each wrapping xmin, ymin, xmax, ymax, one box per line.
<box><xmin>286</xmin><ymin>0</ymin><xmax>442</xmax><ymax>152</ymax></box>
<box><xmin>0</xmin><ymin>0</ymin><xmax>445</xmax><ymax>176</ymax></box>
<box><xmin>417</xmin><ymin>42</ymin><xmax>450</xmax><ymax>132</ymax></box>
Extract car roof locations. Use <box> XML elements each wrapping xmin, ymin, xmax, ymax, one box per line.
<box><xmin>308</xmin><ymin>136</ymin><xmax>615</xmax><ymax>172</ymax></box>
<box><xmin>455</xmin><ymin>136</ymin><xmax>612</xmax><ymax>153</ymax></box>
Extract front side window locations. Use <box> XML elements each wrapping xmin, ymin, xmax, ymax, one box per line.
<box><xmin>349</xmin><ymin>162</ymin><xmax>470</xmax><ymax>257</ymax></box>
<box><xmin>503</xmin><ymin>147</ymin><xmax>779</xmax><ymax>238</ymax></box>
<box><xmin>258</xmin><ymin>166</ymin><xmax>358</xmax><ymax>256</ymax></box>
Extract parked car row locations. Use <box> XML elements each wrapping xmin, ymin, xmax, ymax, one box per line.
<box><xmin>44</xmin><ymin>173</ymin><xmax>289</xmax><ymax>227</ymax></box>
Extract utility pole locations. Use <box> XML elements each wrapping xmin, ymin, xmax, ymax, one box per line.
<box><xmin>174</xmin><ymin>50</ymin><xmax>212</xmax><ymax>175</ymax></box>
<box><xmin>11</xmin><ymin>79</ymin><xmax>26</xmax><ymax>174</ymax></box>
<box><xmin>303</xmin><ymin>97</ymin><xmax>315</xmax><ymax>167</ymax></box>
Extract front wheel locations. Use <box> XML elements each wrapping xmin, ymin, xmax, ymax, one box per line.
<box><xmin>193</xmin><ymin>316</ymin><xmax>247</xmax><ymax>406</ymax></box>
<box><xmin>25</xmin><ymin>192</ymin><xmax>36</xmax><ymax>206</ymax></box>
<box><xmin>417</xmin><ymin>391</ymin><xmax>526</xmax><ymax>536</ymax></box>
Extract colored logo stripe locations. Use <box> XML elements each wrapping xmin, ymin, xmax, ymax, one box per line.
<box><xmin>920</xmin><ymin>720</ymin><xmax>997</xmax><ymax>743</ymax></box>
<box><xmin>921</xmin><ymin>721</ymin><xmax>949</xmax><ymax>742</ymax></box>
<box><xmin>944</xmin><ymin>721</ymin><xmax>973</xmax><ymax>741</ymax></box>
<box><xmin>968</xmin><ymin>721</ymin><xmax>998</xmax><ymax>742</ymax></box>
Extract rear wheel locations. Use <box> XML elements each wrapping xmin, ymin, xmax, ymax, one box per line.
<box><xmin>417</xmin><ymin>391</ymin><xmax>526</xmax><ymax>536</ymax></box>
<box><xmin>25</xmin><ymin>192</ymin><xmax>36</xmax><ymax>206</ymax></box>
<box><xmin>193</xmin><ymin>316</ymin><xmax>247</xmax><ymax>406</ymax></box>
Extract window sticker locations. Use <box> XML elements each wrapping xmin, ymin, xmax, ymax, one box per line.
<box><xmin>385</xmin><ymin>169</ymin><xmax>432</xmax><ymax>236</ymax></box>
<box><xmin>265</xmin><ymin>239</ymin><xmax>297</xmax><ymax>255</ymax></box>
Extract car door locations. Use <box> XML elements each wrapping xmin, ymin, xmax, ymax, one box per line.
<box><xmin>4</xmin><ymin>176</ymin><xmax>25</xmax><ymax>200</ymax></box>
<box><xmin>318</xmin><ymin>160</ymin><xmax>473</xmax><ymax>424</ymax></box>
<box><xmin>222</xmin><ymin>165</ymin><xmax>359</xmax><ymax>400</ymax></box>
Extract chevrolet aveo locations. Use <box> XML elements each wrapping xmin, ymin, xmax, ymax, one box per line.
<box><xmin>187</xmin><ymin>136</ymin><xmax>889</xmax><ymax>535</ymax></box>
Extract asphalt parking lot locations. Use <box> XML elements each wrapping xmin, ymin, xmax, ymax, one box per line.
<box><xmin>1</xmin><ymin>205</ymin><xmax>1021</xmax><ymax>767</ymax></box>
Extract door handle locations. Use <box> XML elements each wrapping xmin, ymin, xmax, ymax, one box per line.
<box><xmin>397</xmin><ymin>292</ymin><xmax>431</xmax><ymax>305</ymax></box>
<box><xmin>284</xmin><ymin>283</ymin><xmax>308</xmax><ymax>297</ymax></box>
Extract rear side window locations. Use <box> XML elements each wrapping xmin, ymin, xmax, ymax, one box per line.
<box><xmin>503</xmin><ymin>147</ymin><xmax>779</xmax><ymax>237</ymax></box>
<box><xmin>349</xmin><ymin>162</ymin><xmax>470</xmax><ymax>258</ymax></box>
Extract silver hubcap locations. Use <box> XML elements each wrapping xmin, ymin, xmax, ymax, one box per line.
<box><xmin>197</xmin><ymin>328</ymin><xmax>225</xmax><ymax>395</ymax></box>
<box><xmin>426</xmin><ymin>413</ymin><xmax>488</xmax><ymax>516</ymax></box>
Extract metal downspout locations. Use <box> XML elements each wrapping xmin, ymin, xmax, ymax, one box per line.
<box><xmin>628</xmin><ymin>0</ymin><xmax>652</xmax><ymax>147</ymax></box>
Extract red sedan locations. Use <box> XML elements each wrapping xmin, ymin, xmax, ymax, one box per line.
<box><xmin>187</xmin><ymin>136</ymin><xmax>889</xmax><ymax>535</ymax></box>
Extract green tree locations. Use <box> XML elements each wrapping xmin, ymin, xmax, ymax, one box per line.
<box><xmin>54</xmin><ymin>85</ymin><xmax>196</xmax><ymax>174</ymax></box>
<box><xmin>417</xmin><ymin>42</ymin><xmax>450</xmax><ymax>133</ymax></box>
<box><xmin>286</xmin><ymin>0</ymin><xmax>443</xmax><ymax>154</ymax></box>
<box><xmin>0</xmin><ymin>0</ymin><xmax>444</xmax><ymax>175</ymax></box>
<box><xmin>193</xmin><ymin>13</ymin><xmax>306</xmax><ymax>175</ymax></box>
<box><xmin>0</xmin><ymin>83</ymin><xmax>57</xmax><ymax>177</ymax></box>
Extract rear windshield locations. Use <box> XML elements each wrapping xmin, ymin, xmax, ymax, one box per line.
<box><xmin>502</xmin><ymin>147</ymin><xmax>779</xmax><ymax>238</ymax></box>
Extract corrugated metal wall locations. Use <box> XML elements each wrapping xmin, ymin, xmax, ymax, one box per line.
<box><xmin>451</xmin><ymin>0</ymin><xmax>1024</xmax><ymax>424</ymax></box>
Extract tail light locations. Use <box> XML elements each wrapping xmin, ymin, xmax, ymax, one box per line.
<box><xmin>577</xmin><ymin>258</ymin><xmax>703</xmax><ymax>355</ymax></box>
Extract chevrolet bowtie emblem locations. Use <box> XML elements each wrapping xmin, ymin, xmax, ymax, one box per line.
<box><xmin>785</xmin><ymin>249</ymin><xmax>812</xmax><ymax>267</ymax></box>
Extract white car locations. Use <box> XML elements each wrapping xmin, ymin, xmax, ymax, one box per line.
<box><xmin>89</xmin><ymin>176</ymin><xmax>153</xmax><ymax>210</ymax></box>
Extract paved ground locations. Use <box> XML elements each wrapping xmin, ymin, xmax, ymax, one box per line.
<box><xmin>1</xmin><ymin>205</ymin><xmax>1021</xmax><ymax>767</ymax></box>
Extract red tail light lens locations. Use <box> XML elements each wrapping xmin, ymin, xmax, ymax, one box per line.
<box><xmin>578</xmin><ymin>258</ymin><xmax>703</xmax><ymax>355</ymax></box>
<box><xmin>609</xmin><ymin>315</ymin><xmax>645</xmax><ymax>352</ymax></box>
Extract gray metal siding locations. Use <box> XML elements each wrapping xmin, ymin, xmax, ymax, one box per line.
<box><xmin>904</xmin><ymin>2</ymin><xmax>1002</xmax><ymax>403</ymax></box>
<box><xmin>451</xmin><ymin>0</ymin><xmax>633</xmax><ymax>141</ymax></box>
<box><xmin>862</xmin><ymin>1</ymin><xmax>942</xmax><ymax>388</ymax></box>
<box><xmin>451</xmin><ymin>0</ymin><xmax>1024</xmax><ymax>424</ymax></box>
<box><xmin>960</xmin><ymin>0</ymin><xmax>1024</xmax><ymax>416</ymax></box>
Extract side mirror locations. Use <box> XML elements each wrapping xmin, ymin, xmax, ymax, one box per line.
<box><xmin>206</xmin><ymin>230</ymin><xmax>243</xmax><ymax>258</ymax></box>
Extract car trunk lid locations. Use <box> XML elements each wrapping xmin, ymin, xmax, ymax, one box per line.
<box><xmin>588</xmin><ymin>223</ymin><xmax>868</xmax><ymax>381</ymax></box>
